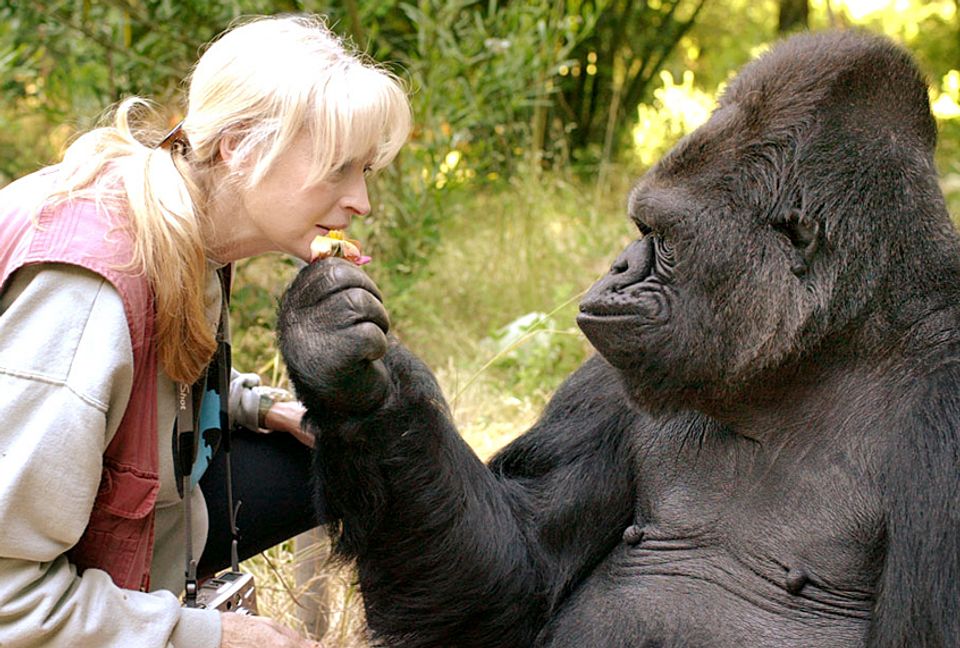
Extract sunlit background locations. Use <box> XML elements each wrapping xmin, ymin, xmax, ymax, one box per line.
<box><xmin>2</xmin><ymin>1</ymin><xmax>959</xmax><ymax>643</ymax></box>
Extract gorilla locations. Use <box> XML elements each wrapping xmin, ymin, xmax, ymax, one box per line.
<box><xmin>278</xmin><ymin>30</ymin><xmax>960</xmax><ymax>647</ymax></box>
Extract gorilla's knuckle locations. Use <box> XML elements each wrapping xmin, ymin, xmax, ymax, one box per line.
<box><xmin>349</xmin><ymin>323</ymin><xmax>388</xmax><ymax>359</ymax></box>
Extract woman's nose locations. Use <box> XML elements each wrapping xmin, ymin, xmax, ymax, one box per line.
<box><xmin>344</xmin><ymin>177</ymin><xmax>371</xmax><ymax>216</ymax></box>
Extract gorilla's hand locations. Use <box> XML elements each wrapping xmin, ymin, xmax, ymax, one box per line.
<box><xmin>278</xmin><ymin>258</ymin><xmax>391</xmax><ymax>415</ymax></box>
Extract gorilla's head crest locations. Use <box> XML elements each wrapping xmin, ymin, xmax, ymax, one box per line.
<box><xmin>578</xmin><ymin>30</ymin><xmax>957</xmax><ymax>413</ymax></box>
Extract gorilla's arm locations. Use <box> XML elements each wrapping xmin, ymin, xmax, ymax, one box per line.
<box><xmin>869</xmin><ymin>365</ymin><xmax>960</xmax><ymax>647</ymax></box>
<box><xmin>273</xmin><ymin>257</ymin><xmax>640</xmax><ymax>648</ymax></box>
<box><xmin>312</xmin><ymin>348</ymin><xmax>636</xmax><ymax>647</ymax></box>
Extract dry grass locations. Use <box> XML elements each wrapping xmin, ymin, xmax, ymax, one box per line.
<box><xmin>236</xmin><ymin>333</ymin><xmax>537</xmax><ymax>640</ymax></box>
<box><xmin>242</xmin><ymin>533</ymin><xmax>366</xmax><ymax>646</ymax></box>
<box><xmin>243</xmin><ymin>368</ymin><xmax>539</xmax><ymax>647</ymax></box>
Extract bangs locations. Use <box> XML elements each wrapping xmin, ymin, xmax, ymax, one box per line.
<box><xmin>214</xmin><ymin>15</ymin><xmax>413</xmax><ymax>190</ymax></box>
<box><xmin>304</xmin><ymin>64</ymin><xmax>411</xmax><ymax>186</ymax></box>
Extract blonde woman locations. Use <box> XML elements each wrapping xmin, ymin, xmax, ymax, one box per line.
<box><xmin>0</xmin><ymin>14</ymin><xmax>410</xmax><ymax>648</ymax></box>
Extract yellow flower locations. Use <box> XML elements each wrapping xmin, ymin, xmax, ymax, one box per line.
<box><xmin>310</xmin><ymin>230</ymin><xmax>371</xmax><ymax>265</ymax></box>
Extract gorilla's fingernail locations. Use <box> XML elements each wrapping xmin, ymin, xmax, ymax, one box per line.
<box><xmin>622</xmin><ymin>524</ymin><xmax>645</xmax><ymax>545</ymax></box>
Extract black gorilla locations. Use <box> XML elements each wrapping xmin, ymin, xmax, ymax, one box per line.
<box><xmin>278</xmin><ymin>30</ymin><xmax>960</xmax><ymax>647</ymax></box>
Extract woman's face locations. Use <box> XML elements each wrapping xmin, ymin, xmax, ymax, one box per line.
<box><xmin>215</xmin><ymin>134</ymin><xmax>372</xmax><ymax>263</ymax></box>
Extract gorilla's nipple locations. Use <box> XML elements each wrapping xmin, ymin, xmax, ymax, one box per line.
<box><xmin>785</xmin><ymin>567</ymin><xmax>809</xmax><ymax>595</ymax></box>
<box><xmin>622</xmin><ymin>524</ymin><xmax>645</xmax><ymax>545</ymax></box>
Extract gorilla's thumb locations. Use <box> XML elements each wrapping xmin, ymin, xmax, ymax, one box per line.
<box><xmin>289</xmin><ymin>358</ymin><xmax>392</xmax><ymax>417</ymax></box>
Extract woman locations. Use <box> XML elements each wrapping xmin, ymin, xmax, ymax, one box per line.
<box><xmin>0</xmin><ymin>14</ymin><xmax>410</xmax><ymax>648</ymax></box>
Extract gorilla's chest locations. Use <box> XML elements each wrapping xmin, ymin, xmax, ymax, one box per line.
<box><xmin>541</xmin><ymin>420</ymin><xmax>883</xmax><ymax>648</ymax></box>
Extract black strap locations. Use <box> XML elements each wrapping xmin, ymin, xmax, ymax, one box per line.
<box><xmin>215</xmin><ymin>267</ymin><xmax>242</xmax><ymax>572</ymax></box>
<box><xmin>180</xmin><ymin>265</ymin><xmax>233</xmax><ymax>606</ymax></box>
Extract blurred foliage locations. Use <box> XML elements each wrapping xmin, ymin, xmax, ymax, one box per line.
<box><xmin>630</xmin><ymin>68</ymin><xmax>714</xmax><ymax>167</ymax></box>
<box><xmin>555</xmin><ymin>0</ymin><xmax>708</xmax><ymax>168</ymax></box>
<box><xmin>0</xmin><ymin>1</ymin><xmax>291</xmax><ymax>179</ymax></box>
<box><xmin>0</xmin><ymin>0</ymin><xmax>701</xmax><ymax>279</ymax></box>
<box><xmin>9</xmin><ymin>7</ymin><xmax>960</xmax><ymax>641</ymax></box>
<box><xmin>6</xmin><ymin>0</ymin><xmax>960</xmax><ymax>392</ymax></box>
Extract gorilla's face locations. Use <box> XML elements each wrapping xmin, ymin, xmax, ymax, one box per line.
<box><xmin>578</xmin><ymin>100</ymin><xmax>827</xmax><ymax>411</ymax></box>
<box><xmin>576</xmin><ymin>32</ymin><xmax>945</xmax><ymax>413</ymax></box>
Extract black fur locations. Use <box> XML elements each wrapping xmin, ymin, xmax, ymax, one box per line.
<box><xmin>279</xmin><ymin>30</ymin><xmax>960</xmax><ymax>647</ymax></box>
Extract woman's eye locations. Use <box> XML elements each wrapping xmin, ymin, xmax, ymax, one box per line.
<box><xmin>333</xmin><ymin>160</ymin><xmax>365</xmax><ymax>177</ymax></box>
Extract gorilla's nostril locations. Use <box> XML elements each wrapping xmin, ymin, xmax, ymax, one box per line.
<box><xmin>608</xmin><ymin>237</ymin><xmax>656</xmax><ymax>284</ymax></box>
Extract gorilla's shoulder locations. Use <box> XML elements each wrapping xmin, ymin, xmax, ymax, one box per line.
<box><xmin>488</xmin><ymin>356</ymin><xmax>652</xmax><ymax>474</ymax></box>
<box><xmin>542</xmin><ymin>354</ymin><xmax>634</xmax><ymax>417</ymax></box>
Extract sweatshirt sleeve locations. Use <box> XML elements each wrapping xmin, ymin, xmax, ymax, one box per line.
<box><xmin>0</xmin><ymin>263</ymin><xmax>221</xmax><ymax>648</ymax></box>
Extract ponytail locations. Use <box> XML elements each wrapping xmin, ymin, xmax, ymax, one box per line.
<box><xmin>47</xmin><ymin>98</ymin><xmax>216</xmax><ymax>383</ymax></box>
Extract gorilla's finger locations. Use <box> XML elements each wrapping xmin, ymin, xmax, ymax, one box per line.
<box><xmin>326</xmin><ymin>260</ymin><xmax>383</xmax><ymax>301</ymax></box>
<box><xmin>280</xmin><ymin>317</ymin><xmax>387</xmax><ymax>383</ymax></box>
<box><xmin>302</xmin><ymin>288</ymin><xmax>390</xmax><ymax>334</ymax></box>
<box><xmin>348</xmin><ymin>321</ymin><xmax>390</xmax><ymax>361</ymax></box>
<box><xmin>286</xmin><ymin>258</ymin><xmax>383</xmax><ymax>309</ymax></box>
<box><xmin>315</xmin><ymin>287</ymin><xmax>390</xmax><ymax>332</ymax></box>
<box><xmin>342</xmin><ymin>289</ymin><xmax>391</xmax><ymax>333</ymax></box>
<box><xmin>328</xmin><ymin>359</ymin><xmax>392</xmax><ymax>413</ymax></box>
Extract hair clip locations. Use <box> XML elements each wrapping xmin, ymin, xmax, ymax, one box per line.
<box><xmin>157</xmin><ymin>120</ymin><xmax>188</xmax><ymax>152</ymax></box>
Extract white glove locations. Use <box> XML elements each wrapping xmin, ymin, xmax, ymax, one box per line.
<box><xmin>229</xmin><ymin>370</ymin><xmax>264</xmax><ymax>431</ymax></box>
<box><xmin>229</xmin><ymin>370</ymin><xmax>295</xmax><ymax>432</ymax></box>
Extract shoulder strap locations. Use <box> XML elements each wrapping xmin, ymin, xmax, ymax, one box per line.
<box><xmin>181</xmin><ymin>265</ymin><xmax>234</xmax><ymax>606</ymax></box>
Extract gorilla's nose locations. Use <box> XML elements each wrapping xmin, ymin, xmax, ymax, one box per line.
<box><xmin>579</xmin><ymin>237</ymin><xmax>656</xmax><ymax>316</ymax></box>
<box><xmin>609</xmin><ymin>237</ymin><xmax>655</xmax><ymax>288</ymax></box>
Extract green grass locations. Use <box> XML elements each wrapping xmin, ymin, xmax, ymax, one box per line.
<box><xmin>374</xmin><ymin>170</ymin><xmax>635</xmax><ymax>399</ymax></box>
<box><xmin>393</xmin><ymin>174</ymin><xmax>631</xmax><ymax>355</ymax></box>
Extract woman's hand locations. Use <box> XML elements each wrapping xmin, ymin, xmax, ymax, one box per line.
<box><xmin>220</xmin><ymin>612</ymin><xmax>323</xmax><ymax>648</ymax></box>
<box><xmin>262</xmin><ymin>399</ymin><xmax>313</xmax><ymax>447</ymax></box>
<box><xmin>229</xmin><ymin>370</ymin><xmax>314</xmax><ymax>447</ymax></box>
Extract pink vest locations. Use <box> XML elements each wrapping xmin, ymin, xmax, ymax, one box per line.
<box><xmin>0</xmin><ymin>170</ymin><xmax>159</xmax><ymax>591</ymax></box>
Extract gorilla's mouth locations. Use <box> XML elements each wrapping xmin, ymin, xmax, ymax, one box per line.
<box><xmin>577</xmin><ymin>281</ymin><xmax>668</xmax><ymax>322</ymax></box>
<box><xmin>577</xmin><ymin>276</ymin><xmax>670</xmax><ymax>370</ymax></box>
<box><xmin>576</xmin><ymin>311</ymin><xmax>638</xmax><ymax>326</ymax></box>
<box><xmin>575</xmin><ymin>313</ymin><xmax>650</xmax><ymax>374</ymax></box>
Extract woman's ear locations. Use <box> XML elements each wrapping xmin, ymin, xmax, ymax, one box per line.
<box><xmin>218</xmin><ymin>132</ymin><xmax>242</xmax><ymax>166</ymax></box>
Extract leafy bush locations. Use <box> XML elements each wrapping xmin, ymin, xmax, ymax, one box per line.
<box><xmin>355</xmin><ymin>0</ymin><xmax>599</xmax><ymax>284</ymax></box>
<box><xmin>480</xmin><ymin>311</ymin><xmax>587</xmax><ymax>398</ymax></box>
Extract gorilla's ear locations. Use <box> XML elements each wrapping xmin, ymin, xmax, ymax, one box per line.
<box><xmin>774</xmin><ymin>208</ymin><xmax>820</xmax><ymax>276</ymax></box>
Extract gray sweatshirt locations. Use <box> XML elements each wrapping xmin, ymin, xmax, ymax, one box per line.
<box><xmin>0</xmin><ymin>263</ymin><xmax>221</xmax><ymax>647</ymax></box>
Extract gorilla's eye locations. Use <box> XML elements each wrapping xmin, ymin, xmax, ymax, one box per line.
<box><xmin>655</xmin><ymin>236</ymin><xmax>675</xmax><ymax>265</ymax></box>
<box><xmin>635</xmin><ymin>220</ymin><xmax>653</xmax><ymax>237</ymax></box>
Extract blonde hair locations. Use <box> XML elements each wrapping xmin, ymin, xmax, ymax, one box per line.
<box><xmin>44</xmin><ymin>15</ymin><xmax>411</xmax><ymax>384</ymax></box>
